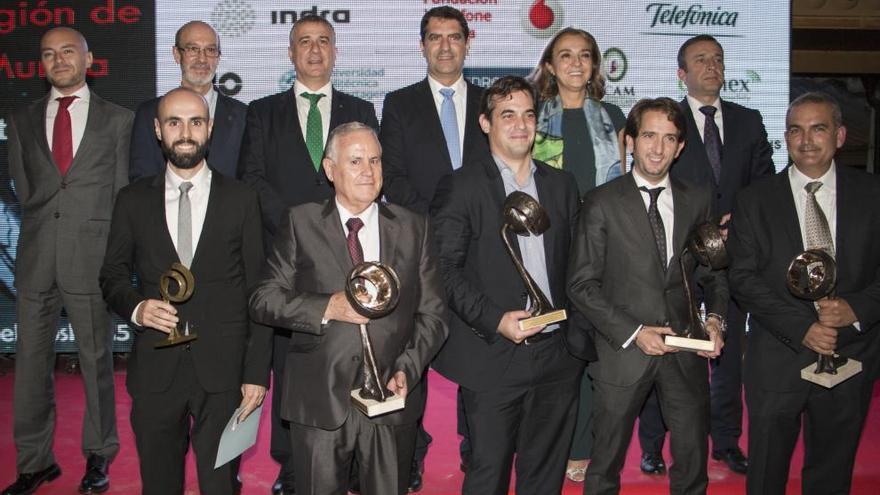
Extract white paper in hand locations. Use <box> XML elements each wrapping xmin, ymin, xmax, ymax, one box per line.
<box><xmin>214</xmin><ymin>405</ymin><xmax>263</xmax><ymax>469</ymax></box>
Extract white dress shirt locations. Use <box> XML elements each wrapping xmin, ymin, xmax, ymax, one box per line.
<box><xmin>337</xmin><ymin>199</ymin><xmax>380</xmax><ymax>262</ymax></box>
<box><xmin>427</xmin><ymin>74</ymin><xmax>467</xmax><ymax>157</ymax></box>
<box><xmin>45</xmin><ymin>84</ymin><xmax>91</xmax><ymax>157</ymax></box>
<box><xmin>294</xmin><ymin>79</ymin><xmax>333</xmax><ymax>147</ymax></box>
<box><xmin>686</xmin><ymin>95</ymin><xmax>724</xmax><ymax>144</ymax></box>
<box><xmin>623</xmin><ymin>170</ymin><xmax>676</xmax><ymax>348</ymax></box>
<box><xmin>204</xmin><ymin>85</ymin><xmax>219</xmax><ymax>119</ymax></box>
<box><xmin>789</xmin><ymin>162</ymin><xmax>837</xmax><ymax>252</ymax></box>
<box><xmin>131</xmin><ymin>163</ymin><xmax>212</xmax><ymax>325</ymax></box>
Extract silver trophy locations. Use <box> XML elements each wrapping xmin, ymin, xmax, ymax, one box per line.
<box><xmin>345</xmin><ymin>262</ymin><xmax>406</xmax><ymax>416</ymax></box>
<box><xmin>501</xmin><ymin>191</ymin><xmax>567</xmax><ymax>331</ymax></box>
<box><xmin>786</xmin><ymin>249</ymin><xmax>862</xmax><ymax>387</ymax></box>
<box><xmin>664</xmin><ymin>222</ymin><xmax>728</xmax><ymax>352</ymax></box>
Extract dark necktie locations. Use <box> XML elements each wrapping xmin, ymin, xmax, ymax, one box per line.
<box><xmin>699</xmin><ymin>105</ymin><xmax>722</xmax><ymax>184</ymax></box>
<box><xmin>640</xmin><ymin>186</ymin><xmax>667</xmax><ymax>271</ymax></box>
<box><xmin>52</xmin><ymin>96</ymin><xmax>78</xmax><ymax>175</ymax></box>
<box><xmin>346</xmin><ymin>217</ymin><xmax>364</xmax><ymax>265</ymax></box>
<box><xmin>301</xmin><ymin>92</ymin><xmax>325</xmax><ymax>172</ymax></box>
<box><xmin>804</xmin><ymin>181</ymin><xmax>834</xmax><ymax>256</ymax></box>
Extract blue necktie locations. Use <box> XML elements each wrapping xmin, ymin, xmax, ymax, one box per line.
<box><xmin>439</xmin><ymin>88</ymin><xmax>462</xmax><ymax>170</ymax></box>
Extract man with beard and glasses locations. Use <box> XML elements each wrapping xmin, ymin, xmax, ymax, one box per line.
<box><xmin>4</xmin><ymin>27</ymin><xmax>132</xmax><ymax>495</ymax></box>
<box><xmin>99</xmin><ymin>88</ymin><xmax>271</xmax><ymax>495</ymax></box>
<box><xmin>129</xmin><ymin>20</ymin><xmax>247</xmax><ymax>181</ymax></box>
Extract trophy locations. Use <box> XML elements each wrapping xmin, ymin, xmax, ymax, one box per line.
<box><xmin>786</xmin><ymin>249</ymin><xmax>862</xmax><ymax>388</ymax></box>
<box><xmin>664</xmin><ymin>222</ymin><xmax>728</xmax><ymax>352</ymax></box>
<box><xmin>501</xmin><ymin>191</ymin><xmax>567</xmax><ymax>331</ymax></box>
<box><xmin>154</xmin><ymin>262</ymin><xmax>197</xmax><ymax>348</ymax></box>
<box><xmin>345</xmin><ymin>262</ymin><xmax>406</xmax><ymax>417</ymax></box>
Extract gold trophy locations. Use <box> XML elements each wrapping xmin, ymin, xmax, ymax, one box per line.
<box><xmin>345</xmin><ymin>262</ymin><xmax>406</xmax><ymax>417</ymax></box>
<box><xmin>786</xmin><ymin>249</ymin><xmax>862</xmax><ymax>388</ymax></box>
<box><xmin>665</xmin><ymin>222</ymin><xmax>728</xmax><ymax>352</ymax></box>
<box><xmin>154</xmin><ymin>262</ymin><xmax>197</xmax><ymax>348</ymax></box>
<box><xmin>501</xmin><ymin>191</ymin><xmax>567</xmax><ymax>331</ymax></box>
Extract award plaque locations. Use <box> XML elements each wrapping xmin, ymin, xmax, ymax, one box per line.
<box><xmin>664</xmin><ymin>222</ymin><xmax>728</xmax><ymax>352</ymax></box>
<box><xmin>501</xmin><ymin>191</ymin><xmax>567</xmax><ymax>331</ymax></box>
<box><xmin>154</xmin><ymin>262</ymin><xmax>198</xmax><ymax>348</ymax></box>
<box><xmin>345</xmin><ymin>262</ymin><xmax>406</xmax><ymax>417</ymax></box>
<box><xmin>786</xmin><ymin>249</ymin><xmax>862</xmax><ymax>388</ymax></box>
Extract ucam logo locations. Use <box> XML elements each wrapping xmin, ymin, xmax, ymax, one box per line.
<box><xmin>603</xmin><ymin>48</ymin><xmax>627</xmax><ymax>83</ymax></box>
<box><xmin>521</xmin><ymin>0</ymin><xmax>564</xmax><ymax>39</ymax></box>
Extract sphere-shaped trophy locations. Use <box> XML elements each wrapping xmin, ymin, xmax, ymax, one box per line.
<box><xmin>345</xmin><ymin>262</ymin><xmax>405</xmax><ymax>417</ymax></box>
<box><xmin>664</xmin><ymin>222</ymin><xmax>728</xmax><ymax>352</ymax></box>
<box><xmin>786</xmin><ymin>249</ymin><xmax>861</xmax><ymax>387</ymax></box>
<box><xmin>154</xmin><ymin>262</ymin><xmax>197</xmax><ymax>348</ymax></box>
<box><xmin>501</xmin><ymin>191</ymin><xmax>567</xmax><ymax>330</ymax></box>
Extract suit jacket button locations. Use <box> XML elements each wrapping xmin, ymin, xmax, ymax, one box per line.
<box><xmin>54</xmin><ymin>212</ymin><xmax>60</xmax><ymax>219</ymax></box>
<box><xmin>352</xmin><ymin>355</ymin><xmax>360</xmax><ymax>362</ymax></box>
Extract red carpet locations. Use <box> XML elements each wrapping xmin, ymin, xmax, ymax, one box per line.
<box><xmin>1</xmin><ymin>365</ymin><xmax>879</xmax><ymax>494</ymax></box>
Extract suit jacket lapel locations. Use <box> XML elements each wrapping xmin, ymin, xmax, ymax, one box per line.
<box><xmin>30</xmin><ymin>95</ymin><xmax>57</xmax><ymax>174</ymax></box>
<box><xmin>670</xmin><ymin>178</ymin><xmax>690</xmax><ymax>261</ymax></box>
<box><xmin>462</xmin><ymin>82</ymin><xmax>483</xmax><ymax>164</ymax></box>
<box><xmin>484</xmin><ymin>157</ymin><xmax>522</xmax><ymax>260</ymax></box>
<box><xmin>622</xmin><ymin>174</ymin><xmax>666</xmax><ymax>276</ymax></box>
<box><xmin>416</xmin><ymin>79</ymin><xmax>453</xmax><ymax>171</ymax></box>
<box><xmin>833</xmin><ymin>166</ymin><xmax>852</xmax><ymax>260</ymax></box>
<box><xmin>210</xmin><ymin>94</ymin><xmax>233</xmax><ymax>151</ymax></box>
<box><xmin>279</xmin><ymin>88</ymin><xmax>315</xmax><ymax>175</ymax></box>
<box><xmin>680</xmin><ymin>98</ymin><xmax>713</xmax><ymax>173</ymax></box>
<box><xmin>719</xmin><ymin>100</ymin><xmax>737</xmax><ymax>186</ymax></box>
<box><xmin>67</xmin><ymin>92</ymin><xmax>100</xmax><ymax>176</ymax></box>
<box><xmin>775</xmin><ymin>170</ymin><xmax>805</xmax><ymax>254</ymax></box>
<box><xmin>319</xmin><ymin>199</ymin><xmax>354</xmax><ymax>275</ymax></box>
<box><xmin>534</xmin><ymin>166</ymin><xmax>557</xmax><ymax>289</ymax></box>
<box><xmin>151</xmin><ymin>173</ymin><xmax>179</xmax><ymax>263</ymax></box>
<box><xmin>378</xmin><ymin>204</ymin><xmax>399</xmax><ymax>267</ymax></box>
<box><xmin>189</xmin><ymin>171</ymin><xmax>221</xmax><ymax>271</ymax></box>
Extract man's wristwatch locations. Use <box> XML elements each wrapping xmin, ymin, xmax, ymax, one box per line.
<box><xmin>706</xmin><ymin>313</ymin><xmax>726</xmax><ymax>335</ymax></box>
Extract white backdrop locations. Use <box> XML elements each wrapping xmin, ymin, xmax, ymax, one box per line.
<box><xmin>156</xmin><ymin>0</ymin><xmax>790</xmax><ymax>170</ymax></box>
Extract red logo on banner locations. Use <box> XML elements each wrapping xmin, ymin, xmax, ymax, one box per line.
<box><xmin>521</xmin><ymin>0</ymin><xmax>564</xmax><ymax>38</ymax></box>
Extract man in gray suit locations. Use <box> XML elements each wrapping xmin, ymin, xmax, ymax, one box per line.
<box><xmin>3</xmin><ymin>27</ymin><xmax>133</xmax><ymax>495</ymax></box>
<box><xmin>567</xmin><ymin>97</ymin><xmax>727</xmax><ymax>495</ymax></box>
<box><xmin>249</xmin><ymin>122</ymin><xmax>448</xmax><ymax>495</ymax></box>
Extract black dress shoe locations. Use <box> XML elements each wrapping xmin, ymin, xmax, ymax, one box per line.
<box><xmin>639</xmin><ymin>453</ymin><xmax>666</xmax><ymax>475</ymax></box>
<box><xmin>2</xmin><ymin>463</ymin><xmax>62</xmax><ymax>495</ymax></box>
<box><xmin>408</xmin><ymin>459</ymin><xmax>423</xmax><ymax>493</ymax></box>
<box><xmin>712</xmin><ymin>447</ymin><xmax>748</xmax><ymax>474</ymax></box>
<box><xmin>79</xmin><ymin>454</ymin><xmax>109</xmax><ymax>494</ymax></box>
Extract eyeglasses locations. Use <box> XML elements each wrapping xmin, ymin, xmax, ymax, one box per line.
<box><xmin>177</xmin><ymin>45</ymin><xmax>221</xmax><ymax>58</ymax></box>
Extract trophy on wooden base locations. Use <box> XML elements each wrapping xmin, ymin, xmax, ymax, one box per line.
<box><xmin>664</xmin><ymin>222</ymin><xmax>728</xmax><ymax>352</ymax></box>
<box><xmin>345</xmin><ymin>262</ymin><xmax>406</xmax><ymax>417</ymax></box>
<box><xmin>786</xmin><ymin>249</ymin><xmax>862</xmax><ymax>388</ymax></box>
<box><xmin>501</xmin><ymin>191</ymin><xmax>567</xmax><ymax>331</ymax></box>
<box><xmin>154</xmin><ymin>262</ymin><xmax>197</xmax><ymax>348</ymax></box>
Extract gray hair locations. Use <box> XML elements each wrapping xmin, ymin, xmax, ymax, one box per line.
<box><xmin>324</xmin><ymin>122</ymin><xmax>380</xmax><ymax>162</ymax></box>
<box><xmin>787</xmin><ymin>92</ymin><xmax>843</xmax><ymax>129</ymax></box>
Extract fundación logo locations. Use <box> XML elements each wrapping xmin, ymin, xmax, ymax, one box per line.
<box><xmin>520</xmin><ymin>0</ymin><xmax>564</xmax><ymax>39</ymax></box>
<box><xmin>211</xmin><ymin>0</ymin><xmax>256</xmax><ymax>37</ymax></box>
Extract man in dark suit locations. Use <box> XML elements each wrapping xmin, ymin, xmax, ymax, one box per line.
<box><xmin>381</xmin><ymin>6</ymin><xmax>490</xmax><ymax>214</ymax></box>
<box><xmin>431</xmin><ymin>76</ymin><xmax>584</xmax><ymax>495</ymax></box>
<box><xmin>568</xmin><ymin>97</ymin><xmax>727</xmax><ymax>495</ymax></box>
<box><xmin>129</xmin><ymin>21</ymin><xmax>246</xmax><ymax>180</ymax></box>
<box><xmin>3</xmin><ymin>27</ymin><xmax>132</xmax><ymax>495</ymax></box>
<box><xmin>236</xmin><ymin>16</ymin><xmax>378</xmax><ymax>493</ymax></box>
<box><xmin>249</xmin><ymin>122</ymin><xmax>448</xmax><ymax>495</ymax></box>
<box><xmin>728</xmin><ymin>92</ymin><xmax>880</xmax><ymax>495</ymax></box>
<box><xmin>380</xmin><ymin>7</ymin><xmax>490</xmax><ymax>485</ymax></box>
<box><xmin>99</xmin><ymin>88</ymin><xmax>271</xmax><ymax>495</ymax></box>
<box><xmin>639</xmin><ymin>34</ymin><xmax>773</xmax><ymax>475</ymax></box>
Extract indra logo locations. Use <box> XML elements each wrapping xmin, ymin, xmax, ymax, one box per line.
<box><xmin>521</xmin><ymin>0</ymin><xmax>564</xmax><ymax>39</ymax></box>
<box><xmin>603</xmin><ymin>48</ymin><xmax>627</xmax><ymax>83</ymax></box>
<box><xmin>211</xmin><ymin>0</ymin><xmax>256</xmax><ymax>38</ymax></box>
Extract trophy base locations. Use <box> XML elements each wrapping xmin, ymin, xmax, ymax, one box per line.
<box><xmin>350</xmin><ymin>389</ymin><xmax>405</xmax><ymax>418</ymax></box>
<box><xmin>154</xmin><ymin>333</ymin><xmax>198</xmax><ymax>348</ymax></box>
<box><xmin>801</xmin><ymin>359</ymin><xmax>862</xmax><ymax>388</ymax></box>
<box><xmin>664</xmin><ymin>335</ymin><xmax>715</xmax><ymax>352</ymax></box>
<box><xmin>518</xmin><ymin>309</ymin><xmax>567</xmax><ymax>331</ymax></box>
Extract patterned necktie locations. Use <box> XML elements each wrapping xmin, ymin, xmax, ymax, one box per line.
<box><xmin>178</xmin><ymin>182</ymin><xmax>194</xmax><ymax>267</ymax></box>
<box><xmin>804</xmin><ymin>181</ymin><xmax>834</xmax><ymax>255</ymax></box>
<box><xmin>52</xmin><ymin>96</ymin><xmax>78</xmax><ymax>175</ymax></box>
<box><xmin>439</xmin><ymin>88</ymin><xmax>462</xmax><ymax>170</ymax></box>
<box><xmin>699</xmin><ymin>105</ymin><xmax>722</xmax><ymax>184</ymax></box>
<box><xmin>640</xmin><ymin>186</ymin><xmax>667</xmax><ymax>271</ymax></box>
<box><xmin>346</xmin><ymin>217</ymin><xmax>364</xmax><ymax>265</ymax></box>
<box><xmin>301</xmin><ymin>92</ymin><xmax>325</xmax><ymax>172</ymax></box>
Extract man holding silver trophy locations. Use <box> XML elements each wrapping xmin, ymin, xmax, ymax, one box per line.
<box><xmin>728</xmin><ymin>92</ymin><xmax>880</xmax><ymax>494</ymax></box>
<box><xmin>249</xmin><ymin>122</ymin><xmax>448</xmax><ymax>495</ymax></box>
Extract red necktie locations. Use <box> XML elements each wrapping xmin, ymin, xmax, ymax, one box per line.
<box><xmin>52</xmin><ymin>96</ymin><xmax>78</xmax><ymax>175</ymax></box>
<box><xmin>346</xmin><ymin>217</ymin><xmax>364</xmax><ymax>265</ymax></box>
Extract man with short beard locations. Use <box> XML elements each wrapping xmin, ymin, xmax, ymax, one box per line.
<box><xmin>4</xmin><ymin>27</ymin><xmax>132</xmax><ymax>495</ymax></box>
<box><xmin>99</xmin><ymin>88</ymin><xmax>271</xmax><ymax>495</ymax></box>
<box><xmin>129</xmin><ymin>20</ymin><xmax>247</xmax><ymax>180</ymax></box>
